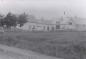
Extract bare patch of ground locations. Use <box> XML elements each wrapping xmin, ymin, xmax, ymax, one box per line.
<box><xmin>0</xmin><ymin>44</ymin><xmax>62</xmax><ymax>59</ymax></box>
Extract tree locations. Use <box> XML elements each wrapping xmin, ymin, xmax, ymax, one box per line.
<box><xmin>17</xmin><ymin>13</ymin><xmax>28</xmax><ymax>27</ymax></box>
<box><xmin>3</xmin><ymin>12</ymin><xmax>17</xmax><ymax>28</ymax></box>
<box><xmin>0</xmin><ymin>19</ymin><xmax>4</xmax><ymax>27</ymax></box>
<box><xmin>0</xmin><ymin>14</ymin><xmax>5</xmax><ymax>27</ymax></box>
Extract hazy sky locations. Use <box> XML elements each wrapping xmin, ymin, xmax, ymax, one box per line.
<box><xmin>0</xmin><ymin>0</ymin><xmax>86</xmax><ymax>19</ymax></box>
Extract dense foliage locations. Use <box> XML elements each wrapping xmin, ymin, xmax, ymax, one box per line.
<box><xmin>0</xmin><ymin>12</ymin><xmax>28</xmax><ymax>28</ymax></box>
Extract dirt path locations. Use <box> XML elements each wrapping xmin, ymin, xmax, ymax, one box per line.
<box><xmin>0</xmin><ymin>44</ymin><xmax>63</xmax><ymax>59</ymax></box>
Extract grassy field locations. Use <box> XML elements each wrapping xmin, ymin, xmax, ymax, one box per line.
<box><xmin>0</xmin><ymin>31</ymin><xmax>86</xmax><ymax>59</ymax></box>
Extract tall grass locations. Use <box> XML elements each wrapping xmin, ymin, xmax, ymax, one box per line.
<box><xmin>0</xmin><ymin>31</ymin><xmax>86</xmax><ymax>59</ymax></box>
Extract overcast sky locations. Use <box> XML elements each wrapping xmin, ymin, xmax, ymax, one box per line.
<box><xmin>0</xmin><ymin>0</ymin><xmax>86</xmax><ymax>19</ymax></box>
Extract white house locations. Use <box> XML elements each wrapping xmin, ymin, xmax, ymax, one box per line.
<box><xmin>17</xmin><ymin>16</ymin><xmax>86</xmax><ymax>31</ymax></box>
<box><xmin>17</xmin><ymin>19</ymin><xmax>57</xmax><ymax>31</ymax></box>
<box><xmin>59</xmin><ymin>17</ymin><xmax>77</xmax><ymax>30</ymax></box>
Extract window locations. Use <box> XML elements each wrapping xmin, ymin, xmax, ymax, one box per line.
<box><xmin>68</xmin><ymin>22</ymin><xmax>72</xmax><ymax>25</ymax></box>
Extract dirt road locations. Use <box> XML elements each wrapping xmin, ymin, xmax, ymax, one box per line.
<box><xmin>0</xmin><ymin>44</ymin><xmax>63</xmax><ymax>59</ymax></box>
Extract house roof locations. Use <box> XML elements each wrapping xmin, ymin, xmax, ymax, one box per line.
<box><xmin>28</xmin><ymin>19</ymin><xmax>56</xmax><ymax>25</ymax></box>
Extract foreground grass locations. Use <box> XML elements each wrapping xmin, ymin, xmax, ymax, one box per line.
<box><xmin>0</xmin><ymin>31</ymin><xmax>86</xmax><ymax>59</ymax></box>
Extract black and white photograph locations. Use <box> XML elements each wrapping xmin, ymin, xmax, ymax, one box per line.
<box><xmin>0</xmin><ymin>0</ymin><xmax>86</xmax><ymax>59</ymax></box>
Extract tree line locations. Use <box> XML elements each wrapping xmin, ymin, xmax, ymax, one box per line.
<box><xmin>0</xmin><ymin>12</ymin><xmax>29</xmax><ymax>28</ymax></box>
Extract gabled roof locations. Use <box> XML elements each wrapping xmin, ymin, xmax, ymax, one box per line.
<box><xmin>28</xmin><ymin>19</ymin><xmax>56</xmax><ymax>25</ymax></box>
